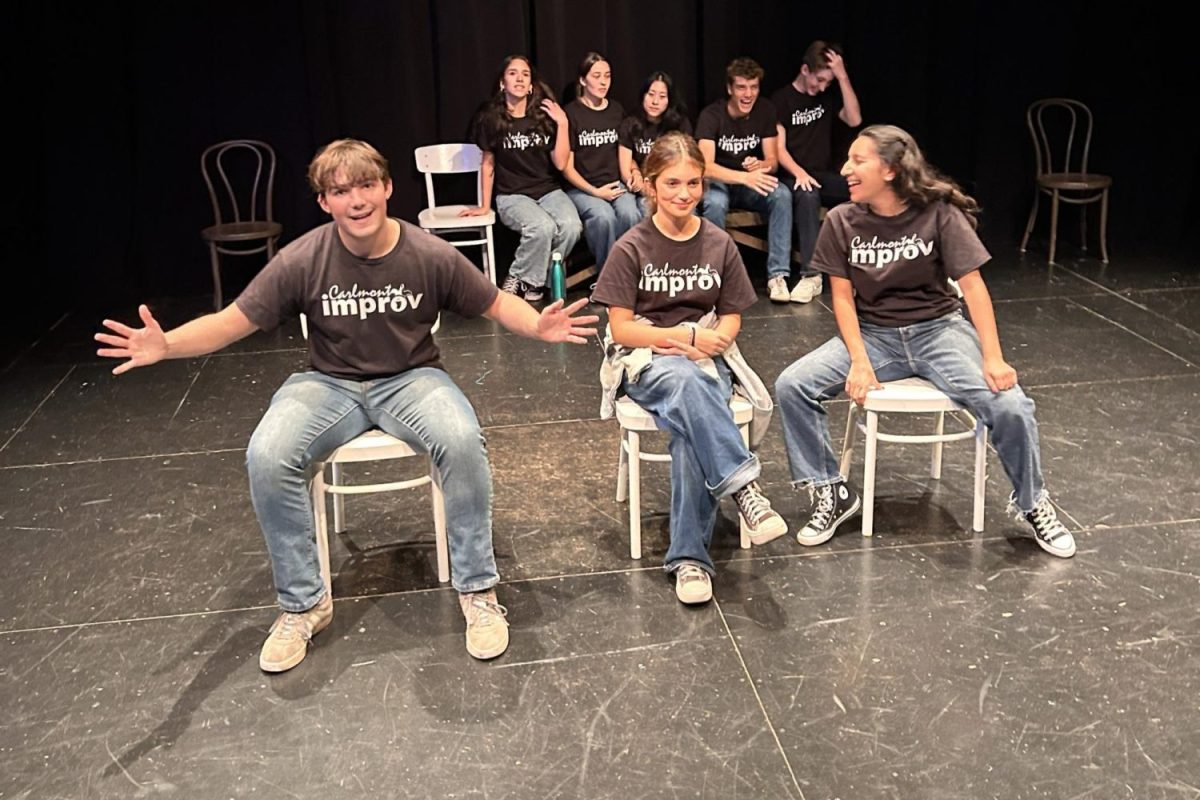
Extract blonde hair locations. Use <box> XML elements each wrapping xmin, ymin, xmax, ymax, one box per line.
<box><xmin>307</xmin><ymin>139</ymin><xmax>390</xmax><ymax>195</ymax></box>
<box><xmin>642</xmin><ymin>132</ymin><xmax>705</xmax><ymax>215</ymax></box>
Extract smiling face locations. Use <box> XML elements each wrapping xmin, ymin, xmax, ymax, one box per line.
<box><xmin>841</xmin><ymin>136</ymin><xmax>897</xmax><ymax>207</ymax></box>
<box><xmin>648</xmin><ymin>157</ymin><xmax>704</xmax><ymax>223</ymax></box>
<box><xmin>799</xmin><ymin>64</ymin><xmax>834</xmax><ymax>95</ymax></box>
<box><xmin>726</xmin><ymin>75</ymin><xmax>760</xmax><ymax>117</ymax></box>
<box><xmin>318</xmin><ymin>168</ymin><xmax>393</xmax><ymax>252</ymax></box>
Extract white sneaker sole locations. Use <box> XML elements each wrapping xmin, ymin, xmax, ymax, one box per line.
<box><xmin>796</xmin><ymin>497</ymin><xmax>862</xmax><ymax>546</ymax></box>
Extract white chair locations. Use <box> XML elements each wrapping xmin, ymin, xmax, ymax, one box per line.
<box><xmin>838</xmin><ymin>377</ymin><xmax>987</xmax><ymax>538</ymax></box>
<box><xmin>299</xmin><ymin>314</ymin><xmax>449</xmax><ymax>594</ymax></box>
<box><xmin>311</xmin><ymin>432</ymin><xmax>449</xmax><ymax>594</ymax></box>
<box><xmin>414</xmin><ymin>143</ymin><xmax>497</xmax><ymax>285</ymax></box>
<box><xmin>614</xmin><ymin>395</ymin><xmax>754</xmax><ymax>559</ymax></box>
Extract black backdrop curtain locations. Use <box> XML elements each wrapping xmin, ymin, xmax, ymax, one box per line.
<box><xmin>4</xmin><ymin>0</ymin><xmax>1194</xmax><ymax>341</ymax></box>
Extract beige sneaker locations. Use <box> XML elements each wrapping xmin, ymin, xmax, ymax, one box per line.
<box><xmin>259</xmin><ymin>594</ymin><xmax>333</xmax><ymax>673</ymax></box>
<box><xmin>789</xmin><ymin>274</ymin><xmax>823</xmax><ymax>303</ymax></box>
<box><xmin>674</xmin><ymin>565</ymin><xmax>713</xmax><ymax>604</ymax></box>
<box><xmin>767</xmin><ymin>276</ymin><xmax>790</xmax><ymax>303</ymax></box>
<box><xmin>459</xmin><ymin>589</ymin><xmax>510</xmax><ymax>660</ymax></box>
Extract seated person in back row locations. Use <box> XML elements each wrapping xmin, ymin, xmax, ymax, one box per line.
<box><xmin>772</xmin><ymin>41</ymin><xmax>862</xmax><ymax>304</ymax></box>
<box><xmin>695</xmin><ymin>57</ymin><xmax>793</xmax><ymax>303</ymax></box>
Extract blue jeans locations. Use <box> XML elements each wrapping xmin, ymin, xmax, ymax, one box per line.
<box><xmin>495</xmin><ymin>190</ymin><xmax>582</xmax><ymax>286</ymax></box>
<box><xmin>792</xmin><ymin>171</ymin><xmax>849</xmax><ymax>275</ymax></box>
<box><xmin>566</xmin><ymin>185</ymin><xmax>642</xmax><ymax>270</ymax></box>
<box><xmin>702</xmin><ymin>180</ymin><xmax>793</xmax><ymax>278</ymax></box>
<box><xmin>622</xmin><ymin>355</ymin><xmax>760</xmax><ymax>575</ymax></box>
<box><xmin>246</xmin><ymin>368</ymin><xmax>497</xmax><ymax>610</ymax></box>
<box><xmin>774</xmin><ymin>311</ymin><xmax>1046</xmax><ymax>512</ymax></box>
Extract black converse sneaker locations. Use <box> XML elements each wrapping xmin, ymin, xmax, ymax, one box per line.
<box><xmin>1023</xmin><ymin>496</ymin><xmax>1076</xmax><ymax>558</ymax></box>
<box><xmin>523</xmin><ymin>283</ymin><xmax>545</xmax><ymax>302</ymax></box>
<box><xmin>796</xmin><ymin>481</ymin><xmax>862</xmax><ymax>546</ymax></box>
<box><xmin>732</xmin><ymin>481</ymin><xmax>788</xmax><ymax>545</ymax></box>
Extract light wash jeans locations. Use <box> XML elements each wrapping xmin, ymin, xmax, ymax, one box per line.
<box><xmin>246</xmin><ymin>368</ymin><xmax>496</xmax><ymax>610</ymax></box>
<box><xmin>702</xmin><ymin>180</ymin><xmax>793</xmax><ymax>278</ymax></box>
<box><xmin>774</xmin><ymin>311</ymin><xmax>1046</xmax><ymax>512</ymax></box>
<box><xmin>623</xmin><ymin>355</ymin><xmax>760</xmax><ymax>576</ymax></box>
<box><xmin>495</xmin><ymin>189</ymin><xmax>582</xmax><ymax>286</ymax></box>
<box><xmin>566</xmin><ymin>184</ymin><xmax>641</xmax><ymax>270</ymax></box>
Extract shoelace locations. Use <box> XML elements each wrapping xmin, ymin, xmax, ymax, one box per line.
<box><xmin>736</xmin><ymin>484</ymin><xmax>773</xmax><ymax>523</ymax></box>
<box><xmin>467</xmin><ymin>596</ymin><xmax>509</xmax><ymax>627</ymax></box>
<box><xmin>272</xmin><ymin>612</ymin><xmax>312</xmax><ymax>642</ymax></box>
<box><xmin>1029</xmin><ymin>502</ymin><xmax>1070</xmax><ymax>542</ymax></box>
<box><xmin>806</xmin><ymin>485</ymin><xmax>836</xmax><ymax>530</ymax></box>
<box><xmin>677</xmin><ymin>565</ymin><xmax>709</xmax><ymax>586</ymax></box>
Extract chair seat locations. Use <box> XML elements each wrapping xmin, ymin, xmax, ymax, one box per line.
<box><xmin>862</xmin><ymin>377</ymin><xmax>962</xmax><ymax>413</ymax></box>
<box><xmin>326</xmin><ymin>430</ymin><xmax>422</xmax><ymax>464</ymax></box>
<box><xmin>202</xmin><ymin>220</ymin><xmax>283</xmax><ymax>242</ymax></box>
<box><xmin>615</xmin><ymin>394</ymin><xmax>753</xmax><ymax>430</ymax></box>
<box><xmin>1037</xmin><ymin>172</ymin><xmax>1112</xmax><ymax>191</ymax></box>
<box><xmin>418</xmin><ymin>205</ymin><xmax>496</xmax><ymax>230</ymax></box>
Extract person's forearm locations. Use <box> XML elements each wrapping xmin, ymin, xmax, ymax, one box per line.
<box><xmin>838</xmin><ymin>76</ymin><xmax>862</xmax><ymax>127</ymax></box>
<box><xmin>830</xmin><ymin>280</ymin><xmax>869</xmax><ymax>363</ymax></box>
<box><xmin>715</xmin><ymin>313</ymin><xmax>741</xmax><ymax>342</ymax></box>
<box><xmin>478</xmin><ymin>154</ymin><xmax>495</xmax><ymax>210</ymax></box>
<box><xmin>165</xmin><ymin>304</ymin><xmax>257</xmax><ymax>358</ymax></box>
<box><xmin>960</xmin><ymin>276</ymin><xmax>1005</xmax><ymax>361</ymax></box>
<box><xmin>610</xmin><ymin>317</ymin><xmax>691</xmax><ymax>349</ymax></box>
<box><xmin>551</xmin><ymin>123</ymin><xmax>571</xmax><ymax>170</ymax></box>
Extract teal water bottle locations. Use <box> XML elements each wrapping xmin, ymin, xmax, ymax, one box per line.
<box><xmin>549</xmin><ymin>251</ymin><xmax>566</xmax><ymax>302</ymax></box>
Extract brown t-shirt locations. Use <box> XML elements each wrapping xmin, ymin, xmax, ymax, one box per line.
<box><xmin>591</xmin><ymin>217</ymin><xmax>758</xmax><ymax>326</ymax></box>
<box><xmin>812</xmin><ymin>201</ymin><xmax>989</xmax><ymax>326</ymax></box>
<box><xmin>236</xmin><ymin>220</ymin><xmax>499</xmax><ymax>379</ymax></box>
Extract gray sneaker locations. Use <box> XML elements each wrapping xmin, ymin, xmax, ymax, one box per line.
<box><xmin>732</xmin><ymin>481</ymin><xmax>788</xmax><ymax>545</ymax></box>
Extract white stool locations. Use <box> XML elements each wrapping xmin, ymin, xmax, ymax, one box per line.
<box><xmin>838</xmin><ymin>377</ymin><xmax>987</xmax><ymax>538</ymax></box>
<box><xmin>614</xmin><ymin>395</ymin><xmax>754</xmax><ymax>559</ymax></box>
<box><xmin>311</xmin><ymin>430</ymin><xmax>449</xmax><ymax>594</ymax></box>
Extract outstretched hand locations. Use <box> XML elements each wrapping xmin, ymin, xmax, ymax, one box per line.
<box><xmin>536</xmin><ymin>297</ymin><xmax>599</xmax><ymax>344</ymax></box>
<box><xmin>95</xmin><ymin>304</ymin><xmax>167</xmax><ymax>375</ymax></box>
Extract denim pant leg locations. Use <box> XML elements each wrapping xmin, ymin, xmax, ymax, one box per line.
<box><xmin>813</xmin><ymin>171</ymin><xmax>850</xmax><ymax>205</ymax></box>
<box><xmin>731</xmin><ymin>183</ymin><xmax>793</xmax><ymax>278</ymax></box>
<box><xmin>907</xmin><ymin>314</ymin><xmax>1046</xmax><ymax>512</ymax></box>
<box><xmin>623</xmin><ymin>356</ymin><xmax>760</xmax><ymax>575</ymax></box>
<box><xmin>538</xmin><ymin>189</ymin><xmax>583</xmax><ymax>280</ymax></box>
<box><xmin>702</xmin><ymin>180</ymin><xmax>731</xmax><ymax>229</ymax></box>
<box><xmin>495</xmin><ymin>193</ymin><xmax>555</xmax><ymax>285</ymax></box>
<box><xmin>365</xmin><ymin>368</ymin><xmax>498</xmax><ymax>593</ymax></box>
<box><xmin>567</xmin><ymin>188</ymin><xmax>621</xmax><ymax>269</ymax></box>
<box><xmin>246</xmin><ymin>372</ymin><xmax>374</xmax><ymax>611</ymax></box>
<box><xmin>792</xmin><ymin>184</ymin><xmax>822</xmax><ymax>274</ymax></box>
<box><xmin>612</xmin><ymin>187</ymin><xmax>642</xmax><ymax>236</ymax></box>
<box><xmin>775</xmin><ymin>334</ymin><xmax>910</xmax><ymax>487</ymax></box>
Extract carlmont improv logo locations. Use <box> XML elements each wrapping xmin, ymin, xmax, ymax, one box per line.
<box><xmin>850</xmin><ymin>235</ymin><xmax>934</xmax><ymax>268</ymax></box>
<box><xmin>718</xmin><ymin>134</ymin><xmax>761</xmax><ymax>156</ymax></box>
<box><xmin>791</xmin><ymin>106</ymin><xmax>825</xmax><ymax>126</ymax></box>
<box><xmin>639</xmin><ymin>263</ymin><xmax>723</xmax><ymax>297</ymax></box>
<box><xmin>320</xmin><ymin>284</ymin><xmax>424</xmax><ymax>320</ymax></box>
<box><xmin>577</xmin><ymin>128</ymin><xmax>618</xmax><ymax>147</ymax></box>
<box><xmin>503</xmin><ymin>131</ymin><xmax>551</xmax><ymax>150</ymax></box>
